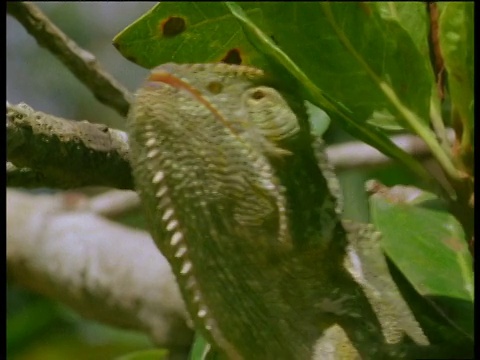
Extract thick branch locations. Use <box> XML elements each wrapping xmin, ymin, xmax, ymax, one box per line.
<box><xmin>7</xmin><ymin>102</ymin><xmax>133</xmax><ymax>189</ymax></box>
<box><xmin>7</xmin><ymin>2</ymin><xmax>132</xmax><ymax>116</ymax></box>
<box><xmin>7</xmin><ymin>102</ymin><xmax>452</xmax><ymax>190</ymax></box>
<box><xmin>7</xmin><ymin>188</ymin><xmax>192</xmax><ymax>349</ymax></box>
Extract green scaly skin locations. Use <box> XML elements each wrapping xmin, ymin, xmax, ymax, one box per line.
<box><xmin>128</xmin><ymin>63</ymin><xmax>428</xmax><ymax>359</ymax></box>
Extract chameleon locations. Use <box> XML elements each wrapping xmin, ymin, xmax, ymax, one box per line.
<box><xmin>127</xmin><ymin>63</ymin><xmax>429</xmax><ymax>359</ymax></box>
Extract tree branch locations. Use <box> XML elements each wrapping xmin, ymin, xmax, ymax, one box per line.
<box><xmin>7</xmin><ymin>2</ymin><xmax>132</xmax><ymax>117</ymax></box>
<box><xmin>7</xmin><ymin>101</ymin><xmax>453</xmax><ymax>190</ymax></box>
<box><xmin>7</xmin><ymin>188</ymin><xmax>193</xmax><ymax>349</ymax></box>
<box><xmin>7</xmin><ymin>102</ymin><xmax>133</xmax><ymax>189</ymax></box>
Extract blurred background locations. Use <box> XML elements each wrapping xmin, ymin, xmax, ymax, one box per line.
<box><xmin>7</xmin><ymin>3</ymin><xmax>162</xmax><ymax>360</ymax></box>
<box><xmin>7</xmin><ymin>2</ymin><xmax>153</xmax><ymax>129</ymax></box>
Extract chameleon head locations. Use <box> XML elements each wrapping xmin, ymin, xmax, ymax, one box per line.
<box><xmin>142</xmin><ymin>63</ymin><xmax>300</xmax><ymax>155</ymax></box>
<box><xmin>129</xmin><ymin>63</ymin><xmax>304</xmax><ymax>249</ymax></box>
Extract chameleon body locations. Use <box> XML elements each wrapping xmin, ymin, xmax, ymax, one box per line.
<box><xmin>128</xmin><ymin>63</ymin><xmax>428</xmax><ymax>359</ymax></box>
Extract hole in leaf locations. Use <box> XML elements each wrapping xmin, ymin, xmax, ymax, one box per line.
<box><xmin>270</xmin><ymin>34</ymin><xmax>279</xmax><ymax>45</ymax></box>
<box><xmin>221</xmin><ymin>49</ymin><xmax>242</xmax><ymax>65</ymax></box>
<box><xmin>207</xmin><ymin>82</ymin><xmax>223</xmax><ymax>94</ymax></box>
<box><xmin>162</xmin><ymin>16</ymin><xmax>186</xmax><ymax>37</ymax></box>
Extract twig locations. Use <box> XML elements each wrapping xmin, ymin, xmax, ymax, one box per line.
<box><xmin>7</xmin><ymin>102</ymin><xmax>133</xmax><ymax>189</ymax></box>
<box><xmin>7</xmin><ymin>189</ymin><xmax>193</xmax><ymax>349</ymax></box>
<box><xmin>7</xmin><ymin>2</ymin><xmax>132</xmax><ymax>117</ymax></box>
<box><xmin>327</xmin><ymin>129</ymin><xmax>455</xmax><ymax>171</ymax></box>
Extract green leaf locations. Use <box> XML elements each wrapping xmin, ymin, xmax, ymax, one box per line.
<box><xmin>115</xmin><ymin>349</ymin><xmax>168</xmax><ymax>360</ymax></box>
<box><xmin>225</xmin><ymin>2</ymin><xmax>437</xmax><ymax>188</ymax></box>
<box><xmin>369</xmin><ymin>183</ymin><xmax>473</xmax><ymax>338</ymax></box>
<box><xmin>305</xmin><ymin>101</ymin><xmax>331</xmax><ymax>137</ymax></box>
<box><xmin>115</xmin><ymin>2</ymin><xmax>434</xmax><ymax>130</ymax></box>
<box><xmin>439</xmin><ymin>2</ymin><xmax>474</xmax><ymax>147</ymax></box>
<box><xmin>375</xmin><ymin>2</ymin><xmax>430</xmax><ymax>62</ymax></box>
<box><xmin>113</xmin><ymin>3</ymin><xmax>268</xmax><ymax>69</ymax></box>
<box><xmin>7</xmin><ymin>297</ymin><xmax>60</xmax><ymax>352</ymax></box>
<box><xmin>114</xmin><ymin>2</ymin><xmax>448</xmax><ymax>186</ymax></box>
<box><xmin>250</xmin><ymin>2</ymin><xmax>433</xmax><ymax>130</ymax></box>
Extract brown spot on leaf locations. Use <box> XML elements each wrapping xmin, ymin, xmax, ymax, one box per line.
<box><xmin>359</xmin><ymin>2</ymin><xmax>372</xmax><ymax>16</ymax></box>
<box><xmin>161</xmin><ymin>16</ymin><xmax>186</xmax><ymax>37</ymax></box>
<box><xmin>443</xmin><ymin>236</ymin><xmax>464</xmax><ymax>252</ymax></box>
<box><xmin>270</xmin><ymin>34</ymin><xmax>279</xmax><ymax>46</ymax></box>
<box><xmin>221</xmin><ymin>49</ymin><xmax>242</xmax><ymax>65</ymax></box>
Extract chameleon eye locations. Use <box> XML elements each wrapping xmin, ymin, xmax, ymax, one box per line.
<box><xmin>243</xmin><ymin>86</ymin><xmax>300</xmax><ymax>144</ymax></box>
<box><xmin>206</xmin><ymin>81</ymin><xmax>223</xmax><ymax>94</ymax></box>
<box><xmin>251</xmin><ymin>90</ymin><xmax>265</xmax><ymax>100</ymax></box>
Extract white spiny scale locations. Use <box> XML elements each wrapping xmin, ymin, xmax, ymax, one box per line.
<box><xmin>180</xmin><ymin>260</ymin><xmax>192</xmax><ymax>275</ymax></box>
<box><xmin>166</xmin><ymin>219</ymin><xmax>179</xmax><ymax>231</ymax></box>
<box><xmin>174</xmin><ymin>246</ymin><xmax>187</xmax><ymax>258</ymax></box>
<box><xmin>152</xmin><ymin>170</ymin><xmax>164</xmax><ymax>184</ymax></box>
<box><xmin>156</xmin><ymin>186</ymin><xmax>168</xmax><ymax>198</ymax></box>
<box><xmin>147</xmin><ymin>148</ymin><xmax>160</xmax><ymax>159</ymax></box>
<box><xmin>162</xmin><ymin>208</ymin><xmax>174</xmax><ymax>221</ymax></box>
<box><xmin>145</xmin><ymin>137</ymin><xmax>156</xmax><ymax>147</ymax></box>
<box><xmin>170</xmin><ymin>231</ymin><xmax>183</xmax><ymax>246</ymax></box>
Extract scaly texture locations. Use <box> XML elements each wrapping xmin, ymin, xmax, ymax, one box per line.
<box><xmin>128</xmin><ymin>63</ymin><xmax>428</xmax><ymax>359</ymax></box>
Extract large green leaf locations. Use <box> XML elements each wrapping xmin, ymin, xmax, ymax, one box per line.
<box><xmin>250</xmin><ymin>2</ymin><xmax>434</xmax><ymax>130</ymax></box>
<box><xmin>114</xmin><ymin>2</ymin><xmax>450</xmax><ymax>185</ymax></box>
<box><xmin>113</xmin><ymin>3</ymin><xmax>268</xmax><ymax>69</ymax></box>
<box><xmin>115</xmin><ymin>2</ymin><xmax>434</xmax><ymax>130</ymax></box>
<box><xmin>375</xmin><ymin>3</ymin><xmax>430</xmax><ymax>63</ymax></box>
<box><xmin>225</xmin><ymin>2</ymin><xmax>439</xmax><ymax>187</ymax></box>
<box><xmin>374</xmin><ymin>2</ymin><xmax>440</xmax><ymax>132</ymax></box>
<box><xmin>439</xmin><ymin>2</ymin><xmax>474</xmax><ymax>146</ymax></box>
<box><xmin>369</xmin><ymin>183</ymin><xmax>473</xmax><ymax>338</ymax></box>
